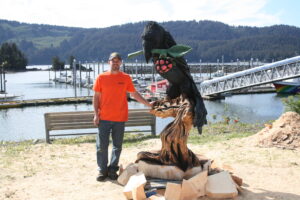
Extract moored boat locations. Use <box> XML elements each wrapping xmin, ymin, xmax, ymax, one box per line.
<box><xmin>0</xmin><ymin>93</ymin><xmax>20</xmax><ymax>101</ymax></box>
<box><xmin>273</xmin><ymin>78</ymin><xmax>300</xmax><ymax>94</ymax></box>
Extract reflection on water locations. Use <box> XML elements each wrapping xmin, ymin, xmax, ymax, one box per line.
<box><xmin>0</xmin><ymin>70</ymin><xmax>287</xmax><ymax>141</ymax></box>
<box><xmin>205</xmin><ymin>93</ymin><xmax>284</xmax><ymax>123</ymax></box>
<box><xmin>5</xmin><ymin>70</ymin><xmax>91</xmax><ymax>100</ymax></box>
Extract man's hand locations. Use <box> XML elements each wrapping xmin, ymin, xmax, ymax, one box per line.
<box><xmin>149</xmin><ymin>101</ymin><xmax>155</xmax><ymax>108</ymax></box>
<box><xmin>93</xmin><ymin>92</ymin><xmax>101</xmax><ymax>126</ymax></box>
<box><xmin>93</xmin><ymin>114</ymin><xmax>99</xmax><ymax>126</ymax></box>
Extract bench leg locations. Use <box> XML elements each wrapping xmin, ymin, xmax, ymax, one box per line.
<box><xmin>46</xmin><ymin>130</ymin><xmax>51</xmax><ymax>144</ymax></box>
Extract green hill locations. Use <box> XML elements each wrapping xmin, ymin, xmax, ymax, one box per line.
<box><xmin>1</xmin><ymin>19</ymin><xmax>300</xmax><ymax>64</ymax></box>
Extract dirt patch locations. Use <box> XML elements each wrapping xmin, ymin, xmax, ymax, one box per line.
<box><xmin>251</xmin><ymin>112</ymin><xmax>300</xmax><ymax>149</ymax></box>
<box><xmin>1</xmin><ymin>133</ymin><xmax>300</xmax><ymax>200</ymax></box>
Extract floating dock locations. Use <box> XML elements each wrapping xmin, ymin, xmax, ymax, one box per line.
<box><xmin>0</xmin><ymin>96</ymin><xmax>92</xmax><ymax>109</ymax></box>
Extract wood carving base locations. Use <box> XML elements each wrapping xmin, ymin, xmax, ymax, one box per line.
<box><xmin>137</xmin><ymin>154</ymin><xmax>211</xmax><ymax>180</ymax></box>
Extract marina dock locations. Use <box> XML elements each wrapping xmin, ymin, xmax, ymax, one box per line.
<box><xmin>0</xmin><ymin>94</ymin><xmax>160</xmax><ymax>109</ymax></box>
<box><xmin>0</xmin><ymin>96</ymin><xmax>92</xmax><ymax>109</ymax></box>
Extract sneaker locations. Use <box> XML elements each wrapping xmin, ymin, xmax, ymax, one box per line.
<box><xmin>108</xmin><ymin>171</ymin><xmax>118</xmax><ymax>180</ymax></box>
<box><xmin>96</xmin><ymin>172</ymin><xmax>107</xmax><ymax>182</ymax></box>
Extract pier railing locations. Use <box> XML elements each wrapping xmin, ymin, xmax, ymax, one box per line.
<box><xmin>199</xmin><ymin>56</ymin><xmax>300</xmax><ymax>96</ymax></box>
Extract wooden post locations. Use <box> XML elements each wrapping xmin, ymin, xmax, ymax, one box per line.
<box><xmin>85</xmin><ymin>61</ymin><xmax>88</xmax><ymax>80</ymax></box>
<box><xmin>3</xmin><ymin>68</ymin><xmax>6</xmax><ymax>93</ymax></box>
<box><xmin>135</xmin><ymin>59</ymin><xmax>138</xmax><ymax>79</ymax></box>
<box><xmin>79</xmin><ymin>61</ymin><xmax>82</xmax><ymax>88</ymax></box>
<box><xmin>0</xmin><ymin>65</ymin><xmax>3</xmax><ymax>93</ymax></box>
<box><xmin>123</xmin><ymin>62</ymin><xmax>126</xmax><ymax>73</ymax></box>
<box><xmin>48</xmin><ymin>65</ymin><xmax>51</xmax><ymax>81</ymax></box>
<box><xmin>93</xmin><ymin>61</ymin><xmax>95</xmax><ymax>79</ymax></box>
<box><xmin>88</xmin><ymin>63</ymin><xmax>91</xmax><ymax>96</ymax></box>
<box><xmin>73</xmin><ymin>59</ymin><xmax>77</xmax><ymax>98</ymax></box>
<box><xmin>65</xmin><ymin>64</ymin><xmax>68</xmax><ymax>83</ymax></box>
<box><xmin>102</xmin><ymin>60</ymin><xmax>104</xmax><ymax>72</ymax></box>
<box><xmin>199</xmin><ymin>59</ymin><xmax>202</xmax><ymax>79</ymax></box>
<box><xmin>209</xmin><ymin>63</ymin><xmax>212</xmax><ymax>79</ymax></box>
<box><xmin>54</xmin><ymin>67</ymin><xmax>57</xmax><ymax>82</ymax></box>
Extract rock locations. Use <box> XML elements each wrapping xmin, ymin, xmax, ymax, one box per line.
<box><xmin>180</xmin><ymin>170</ymin><xmax>208</xmax><ymax>200</ymax></box>
<box><xmin>123</xmin><ymin>172</ymin><xmax>147</xmax><ymax>200</ymax></box>
<box><xmin>206</xmin><ymin>171</ymin><xmax>238</xmax><ymax>199</ymax></box>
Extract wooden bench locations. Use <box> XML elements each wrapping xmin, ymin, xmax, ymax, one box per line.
<box><xmin>44</xmin><ymin>109</ymin><xmax>156</xmax><ymax>143</ymax></box>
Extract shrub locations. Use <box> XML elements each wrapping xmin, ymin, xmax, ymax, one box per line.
<box><xmin>282</xmin><ymin>94</ymin><xmax>300</xmax><ymax>114</ymax></box>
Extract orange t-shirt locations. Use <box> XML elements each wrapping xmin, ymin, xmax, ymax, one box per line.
<box><xmin>93</xmin><ymin>71</ymin><xmax>136</xmax><ymax>122</ymax></box>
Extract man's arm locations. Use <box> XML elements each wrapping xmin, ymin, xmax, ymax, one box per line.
<box><xmin>130</xmin><ymin>91</ymin><xmax>152</xmax><ymax>107</ymax></box>
<box><xmin>93</xmin><ymin>92</ymin><xmax>101</xmax><ymax>126</ymax></box>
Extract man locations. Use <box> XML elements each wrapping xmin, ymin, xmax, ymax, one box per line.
<box><xmin>93</xmin><ymin>52</ymin><xmax>152</xmax><ymax>182</ymax></box>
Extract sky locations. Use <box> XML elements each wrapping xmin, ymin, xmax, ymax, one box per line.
<box><xmin>0</xmin><ymin>0</ymin><xmax>299</xmax><ymax>28</ymax></box>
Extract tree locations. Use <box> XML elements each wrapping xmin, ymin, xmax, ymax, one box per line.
<box><xmin>0</xmin><ymin>42</ymin><xmax>27</xmax><ymax>71</ymax></box>
<box><xmin>68</xmin><ymin>55</ymin><xmax>87</xmax><ymax>70</ymax></box>
<box><xmin>52</xmin><ymin>56</ymin><xmax>65</xmax><ymax>70</ymax></box>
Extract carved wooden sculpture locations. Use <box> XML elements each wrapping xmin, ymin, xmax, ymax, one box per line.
<box><xmin>137</xmin><ymin>96</ymin><xmax>205</xmax><ymax>171</ymax></box>
<box><xmin>131</xmin><ymin>21</ymin><xmax>208</xmax><ymax>172</ymax></box>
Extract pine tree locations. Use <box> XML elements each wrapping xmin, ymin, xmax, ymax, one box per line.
<box><xmin>0</xmin><ymin>42</ymin><xmax>27</xmax><ymax>71</ymax></box>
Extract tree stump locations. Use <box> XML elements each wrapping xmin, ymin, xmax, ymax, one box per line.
<box><xmin>136</xmin><ymin>96</ymin><xmax>204</xmax><ymax>171</ymax></box>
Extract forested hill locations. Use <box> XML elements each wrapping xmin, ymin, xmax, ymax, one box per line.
<box><xmin>1</xmin><ymin>19</ymin><xmax>300</xmax><ymax>64</ymax></box>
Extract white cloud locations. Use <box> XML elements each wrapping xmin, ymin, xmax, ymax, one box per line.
<box><xmin>0</xmin><ymin>0</ymin><xmax>282</xmax><ymax>28</ymax></box>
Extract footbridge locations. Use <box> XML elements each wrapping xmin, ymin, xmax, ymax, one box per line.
<box><xmin>199</xmin><ymin>56</ymin><xmax>300</xmax><ymax>96</ymax></box>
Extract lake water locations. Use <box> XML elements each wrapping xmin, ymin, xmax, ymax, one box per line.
<box><xmin>0</xmin><ymin>69</ymin><xmax>286</xmax><ymax>141</ymax></box>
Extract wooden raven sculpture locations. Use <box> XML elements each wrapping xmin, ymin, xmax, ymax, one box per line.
<box><xmin>142</xmin><ymin>21</ymin><xmax>207</xmax><ymax>134</ymax></box>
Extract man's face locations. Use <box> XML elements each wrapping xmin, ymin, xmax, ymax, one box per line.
<box><xmin>109</xmin><ymin>58</ymin><xmax>122</xmax><ymax>72</ymax></box>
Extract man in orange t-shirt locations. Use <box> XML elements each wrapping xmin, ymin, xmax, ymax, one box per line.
<box><xmin>93</xmin><ymin>52</ymin><xmax>151</xmax><ymax>182</ymax></box>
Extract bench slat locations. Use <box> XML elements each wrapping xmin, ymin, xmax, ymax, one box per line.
<box><xmin>45</xmin><ymin>109</ymin><xmax>150</xmax><ymax>116</ymax></box>
<box><xmin>49</xmin><ymin>125</ymin><xmax>96</xmax><ymax>130</ymax></box>
<box><xmin>49</xmin><ymin>121</ymin><xmax>153</xmax><ymax>129</ymax></box>
<box><xmin>47</xmin><ymin>115</ymin><xmax>154</xmax><ymax>122</ymax></box>
<box><xmin>46</xmin><ymin>113</ymin><xmax>153</xmax><ymax>121</ymax></box>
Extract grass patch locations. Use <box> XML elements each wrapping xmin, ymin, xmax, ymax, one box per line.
<box><xmin>188</xmin><ymin>122</ymin><xmax>264</xmax><ymax>145</ymax></box>
<box><xmin>52</xmin><ymin>135</ymin><xmax>97</xmax><ymax>145</ymax></box>
<box><xmin>0</xmin><ymin>140</ymin><xmax>33</xmax><ymax>157</ymax></box>
<box><xmin>51</xmin><ymin>132</ymin><xmax>159</xmax><ymax>147</ymax></box>
<box><xmin>0</xmin><ymin>140</ymin><xmax>33</xmax><ymax>168</ymax></box>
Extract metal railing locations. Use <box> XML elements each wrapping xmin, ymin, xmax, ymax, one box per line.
<box><xmin>199</xmin><ymin>56</ymin><xmax>300</xmax><ymax>96</ymax></box>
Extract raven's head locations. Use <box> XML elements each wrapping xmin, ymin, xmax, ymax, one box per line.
<box><xmin>141</xmin><ymin>21</ymin><xmax>176</xmax><ymax>63</ymax></box>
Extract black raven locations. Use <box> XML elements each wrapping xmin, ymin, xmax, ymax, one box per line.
<box><xmin>141</xmin><ymin>21</ymin><xmax>207</xmax><ymax>134</ymax></box>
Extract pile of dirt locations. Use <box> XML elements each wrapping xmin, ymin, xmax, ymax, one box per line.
<box><xmin>252</xmin><ymin>112</ymin><xmax>300</xmax><ymax>149</ymax></box>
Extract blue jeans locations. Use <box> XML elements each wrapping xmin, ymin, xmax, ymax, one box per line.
<box><xmin>96</xmin><ymin>120</ymin><xmax>125</xmax><ymax>174</ymax></box>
